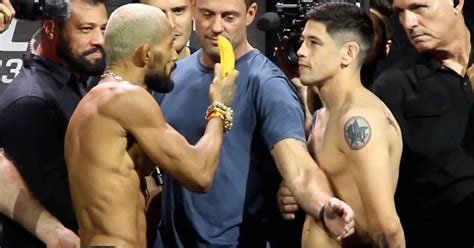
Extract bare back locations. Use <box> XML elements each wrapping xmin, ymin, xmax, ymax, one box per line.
<box><xmin>65</xmin><ymin>81</ymin><xmax>157</xmax><ymax>248</ymax></box>
<box><xmin>303</xmin><ymin>87</ymin><xmax>402</xmax><ymax>247</ymax></box>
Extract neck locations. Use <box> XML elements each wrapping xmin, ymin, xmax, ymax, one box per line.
<box><xmin>318</xmin><ymin>70</ymin><xmax>361</xmax><ymax>110</ymax></box>
<box><xmin>178</xmin><ymin>47</ymin><xmax>191</xmax><ymax>60</ymax></box>
<box><xmin>104</xmin><ymin>63</ymin><xmax>146</xmax><ymax>88</ymax></box>
<box><xmin>432</xmin><ymin>21</ymin><xmax>471</xmax><ymax>75</ymax></box>
<box><xmin>36</xmin><ymin>41</ymin><xmax>82</xmax><ymax>80</ymax></box>
<box><xmin>201</xmin><ymin>39</ymin><xmax>253</xmax><ymax>68</ymax></box>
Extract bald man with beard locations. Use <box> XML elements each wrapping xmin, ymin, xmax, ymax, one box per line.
<box><xmin>64</xmin><ymin>4</ymin><xmax>238</xmax><ymax>248</ymax></box>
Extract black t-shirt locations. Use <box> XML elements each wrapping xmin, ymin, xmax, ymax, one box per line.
<box><xmin>0</xmin><ymin>53</ymin><xmax>84</xmax><ymax>247</ymax></box>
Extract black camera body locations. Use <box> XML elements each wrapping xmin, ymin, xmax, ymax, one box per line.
<box><xmin>7</xmin><ymin>0</ymin><xmax>71</xmax><ymax>20</ymax></box>
<box><xmin>258</xmin><ymin>0</ymin><xmax>370</xmax><ymax>66</ymax></box>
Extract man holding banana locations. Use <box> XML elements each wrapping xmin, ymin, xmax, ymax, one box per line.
<box><xmin>156</xmin><ymin>0</ymin><xmax>355</xmax><ymax>247</ymax></box>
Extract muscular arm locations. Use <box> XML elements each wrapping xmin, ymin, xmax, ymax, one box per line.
<box><xmin>121</xmin><ymin>92</ymin><xmax>223</xmax><ymax>192</ymax></box>
<box><xmin>111</xmin><ymin>69</ymin><xmax>237</xmax><ymax>192</ymax></box>
<box><xmin>341</xmin><ymin>110</ymin><xmax>405</xmax><ymax>248</ymax></box>
<box><xmin>271</xmin><ymin>138</ymin><xmax>332</xmax><ymax>218</ymax></box>
<box><xmin>271</xmin><ymin>138</ymin><xmax>354</xmax><ymax>240</ymax></box>
<box><xmin>0</xmin><ymin>151</ymin><xmax>79</xmax><ymax>248</ymax></box>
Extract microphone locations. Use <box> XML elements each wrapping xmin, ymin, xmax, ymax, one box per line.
<box><xmin>256</xmin><ymin>12</ymin><xmax>281</xmax><ymax>31</ymax></box>
<box><xmin>9</xmin><ymin>0</ymin><xmax>72</xmax><ymax>21</ymax></box>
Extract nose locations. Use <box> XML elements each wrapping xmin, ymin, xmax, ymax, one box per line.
<box><xmin>399</xmin><ymin>10</ymin><xmax>418</xmax><ymax>31</ymax></box>
<box><xmin>211</xmin><ymin>16</ymin><xmax>224</xmax><ymax>34</ymax></box>
<box><xmin>167</xmin><ymin>12</ymin><xmax>177</xmax><ymax>30</ymax></box>
<box><xmin>297</xmin><ymin>41</ymin><xmax>306</xmax><ymax>58</ymax></box>
<box><xmin>91</xmin><ymin>27</ymin><xmax>105</xmax><ymax>46</ymax></box>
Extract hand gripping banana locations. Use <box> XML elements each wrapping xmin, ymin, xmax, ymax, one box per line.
<box><xmin>217</xmin><ymin>35</ymin><xmax>235</xmax><ymax>77</ymax></box>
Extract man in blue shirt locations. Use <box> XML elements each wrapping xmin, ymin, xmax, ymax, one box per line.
<box><xmin>157</xmin><ymin>0</ymin><xmax>355</xmax><ymax>247</ymax></box>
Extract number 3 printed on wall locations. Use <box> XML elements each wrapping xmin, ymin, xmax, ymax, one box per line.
<box><xmin>1</xmin><ymin>58</ymin><xmax>23</xmax><ymax>83</ymax></box>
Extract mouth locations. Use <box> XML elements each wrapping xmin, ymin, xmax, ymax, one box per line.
<box><xmin>86</xmin><ymin>51</ymin><xmax>104</xmax><ymax>59</ymax></box>
<box><xmin>410</xmin><ymin>33</ymin><xmax>425</xmax><ymax>40</ymax></box>
<box><xmin>84</xmin><ymin>47</ymin><xmax>105</xmax><ymax>59</ymax></box>
<box><xmin>298</xmin><ymin>63</ymin><xmax>309</xmax><ymax>68</ymax></box>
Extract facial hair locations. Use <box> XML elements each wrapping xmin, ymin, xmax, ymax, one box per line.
<box><xmin>56</xmin><ymin>33</ymin><xmax>106</xmax><ymax>76</ymax></box>
<box><xmin>144</xmin><ymin>63</ymin><xmax>176</xmax><ymax>93</ymax></box>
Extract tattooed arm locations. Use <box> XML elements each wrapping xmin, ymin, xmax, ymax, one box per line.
<box><xmin>340</xmin><ymin>109</ymin><xmax>405</xmax><ymax>248</ymax></box>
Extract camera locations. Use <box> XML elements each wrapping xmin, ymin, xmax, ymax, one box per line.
<box><xmin>258</xmin><ymin>0</ymin><xmax>370</xmax><ymax>67</ymax></box>
<box><xmin>7</xmin><ymin>0</ymin><xmax>71</xmax><ymax>20</ymax></box>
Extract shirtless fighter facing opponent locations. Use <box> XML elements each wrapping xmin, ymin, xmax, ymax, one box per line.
<box><xmin>294</xmin><ymin>3</ymin><xmax>405</xmax><ymax>247</ymax></box>
<box><xmin>64</xmin><ymin>4</ymin><xmax>238</xmax><ymax>248</ymax></box>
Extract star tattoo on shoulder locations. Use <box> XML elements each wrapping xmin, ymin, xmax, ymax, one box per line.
<box><xmin>344</xmin><ymin>116</ymin><xmax>371</xmax><ymax>150</ymax></box>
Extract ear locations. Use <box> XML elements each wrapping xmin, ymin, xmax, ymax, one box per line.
<box><xmin>246</xmin><ymin>3</ymin><xmax>257</xmax><ymax>26</ymax></box>
<box><xmin>133</xmin><ymin>43</ymin><xmax>153</xmax><ymax>67</ymax></box>
<box><xmin>453</xmin><ymin>0</ymin><xmax>464</xmax><ymax>14</ymax></box>
<box><xmin>340</xmin><ymin>41</ymin><xmax>360</xmax><ymax>67</ymax></box>
<box><xmin>385</xmin><ymin>39</ymin><xmax>392</xmax><ymax>57</ymax></box>
<box><xmin>43</xmin><ymin>20</ymin><xmax>56</xmax><ymax>40</ymax></box>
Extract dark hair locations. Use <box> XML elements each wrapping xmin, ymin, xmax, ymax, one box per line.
<box><xmin>370</xmin><ymin>0</ymin><xmax>393</xmax><ymax>40</ymax></box>
<box><xmin>306</xmin><ymin>2</ymin><xmax>374</xmax><ymax>64</ymax></box>
<box><xmin>245</xmin><ymin>0</ymin><xmax>256</xmax><ymax>8</ymax></box>
<box><xmin>370</xmin><ymin>0</ymin><xmax>393</xmax><ymax>18</ymax></box>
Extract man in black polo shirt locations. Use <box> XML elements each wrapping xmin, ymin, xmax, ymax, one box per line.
<box><xmin>372</xmin><ymin>0</ymin><xmax>473</xmax><ymax>246</ymax></box>
<box><xmin>0</xmin><ymin>0</ymin><xmax>108</xmax><ymax>247</ymax></box>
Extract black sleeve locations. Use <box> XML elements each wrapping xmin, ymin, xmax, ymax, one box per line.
<box><xmin>0</xmin><ymin>97</ymin><xmax>77</xmax><ymax>230</ymax></box>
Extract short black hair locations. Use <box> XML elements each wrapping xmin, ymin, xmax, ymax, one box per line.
<box><xmin>306</xmin><ymin>2</ymin><xmax>374</xmax><ymax>64</ymax></box>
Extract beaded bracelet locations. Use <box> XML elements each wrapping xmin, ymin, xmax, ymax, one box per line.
<box><xmin>205</xmin><ymin>101</ymin><xmax>234</xmax><ymax>133</ymax></box>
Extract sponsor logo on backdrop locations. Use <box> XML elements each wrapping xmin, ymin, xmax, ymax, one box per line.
<box><xmin>0</xmin><ymin>19</ymin><xmax>29</xmax><ymax>85</ymax></box>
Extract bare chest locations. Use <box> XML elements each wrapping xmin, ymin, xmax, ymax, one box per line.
<box><xmin>307</xmin><ymin>112</ymin><xmax>346</xmax><ymax>176</ymax></box>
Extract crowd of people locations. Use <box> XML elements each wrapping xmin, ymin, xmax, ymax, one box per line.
<box><xmin>0</xmin><ymin>0</ymin><xmax>472</xmax><ymax>247</ymax></box>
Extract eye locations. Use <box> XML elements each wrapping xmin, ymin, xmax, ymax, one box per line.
<box><xmin>80</xmin><ymin>26</ymin><xmax>93</xmax><ymax>33</ymax></box>
<box><xmin>224</xmin><ymin>15</ymin><xmax>236</xmax><ymax>22</ymax></box>
<box><xmin>202</xmin><ymin>10</ymin><xmax>212</xmax><ymax>18</ymax></box>
<box><xmin>173</xmin><ymin>7</ymin><xmax>186</xmax><ymax>15</ymax></box>
<box><xmin>411</xmin><ymin>4</ymin><xmax>428</xmax><ymax>14</ymax></box>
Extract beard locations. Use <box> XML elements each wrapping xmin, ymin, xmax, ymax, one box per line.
<box><xmin>144</xmin><ymin>63</ymin><xmax>176</xmax><ymax>93</ymax></box>
<box><xmin>56</xmin><ymin>34</ymin><xmax>106</xmax><ymax>76</ymax></box>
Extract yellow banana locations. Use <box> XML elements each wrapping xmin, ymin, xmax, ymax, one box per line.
<box><xmin>217</xmin><ymin>35</ymin><xmax>235</xmax><ymax>76</ymax></box>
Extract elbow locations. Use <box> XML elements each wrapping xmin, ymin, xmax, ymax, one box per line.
<box><xmin>193</xmin><ymin>175</ymin><xmax>213</xmax><ymax>193</ymax></box>
<box><xmin>186</xmin><ymin>173</ymin><xmax>213</xmax><ymax>193</ymax></box>
<box><xmin>374</xmin><ymin>217</ymin><xmax>405</xmax><ymax>247</ymax></box>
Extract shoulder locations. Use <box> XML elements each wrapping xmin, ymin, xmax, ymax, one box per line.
<box><xmin>339</xmin><ymin>108</ymin><xmax>388</xmax><ymax>151</ymax></box>
<box><xmin>92</xmin><ymin>82</ymin><xmax>160</xmax><ymax>121</ymax></box>
<box><xmin>94</xmin><ymin>82</ymin><xmax>154</xmax><ymax>108</ymax></box>
<box><xmin>244</xmin><ymin>50</ymin><xmax>287</xmax><ymax>79</ymax></box>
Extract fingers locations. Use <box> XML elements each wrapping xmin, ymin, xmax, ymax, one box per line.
<box><xmin>213</xmin><ymin>63</ymin><xmax>222</xmax><ymax>79</ymax></box>
<box><xmin>279</xmin><ymin>203</ymin><xmax>298</xmax><ymax>220</ymax></box>
<box><xmin>328</xmin><ymin>197</ymin><xmax>354</xmax><ymax>222</ymax></box>
<box><xmin>0</xmin><ymin>0</ymin><xmax>15</xmax><ymax>33</ymax></box>
<box><xmin>277</xmin><ymin>195</ymin><xmax>299</xmax><ymax>220</ymax></box>
<box><xmin>226</xmin><ymin>69</ymin><xmax>239</xmax><ymax>82</ymax></box>
<box><xmin>277</xmin><ymin>182</ymin><xmax>300</xmax><ymax>220</ymax></box>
